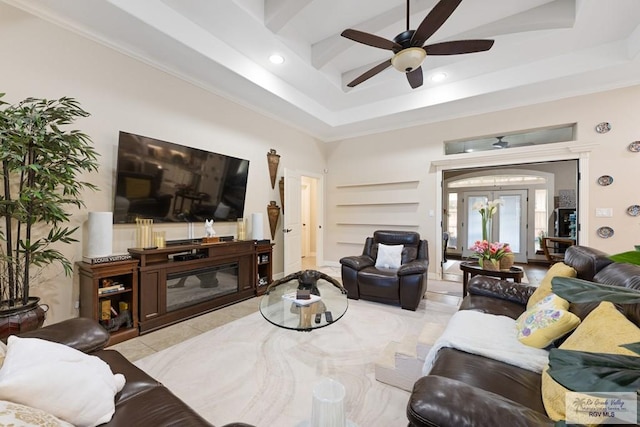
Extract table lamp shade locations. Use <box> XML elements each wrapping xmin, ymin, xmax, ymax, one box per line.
<box><xmin>252</xmin><ymin>213</ymin><xmax>264</xmax><ymax>240</ymax></box>
<box><xmin>86</xmin><ymin>212</ymin><xmax>113</xmax><ymax>257</ymax></box>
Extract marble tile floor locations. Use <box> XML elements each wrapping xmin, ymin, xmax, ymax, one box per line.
<box><xmin>442</xmin><ymin>259</ymin><xmax>548</xmax><ymax>287</ymax></box>
<box><xmin>109</xmin><ymin>257</ymin><xmax>339</xmax><ymax>361</ymax></box>
<box><xmin>109</xmin><ymin>257</ymin><xmax>548</xmax><ymax>362</ymax></box>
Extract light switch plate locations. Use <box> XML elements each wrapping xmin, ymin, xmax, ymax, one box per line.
<box><xmin>595</xmin><ymin>208</ymin><xmax>613</xmax><ymax>217</ymax></box>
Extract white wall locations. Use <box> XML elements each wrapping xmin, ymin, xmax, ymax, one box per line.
<box><xmin>0</xmin><ymin>3</ymin><xmax>325</xmax><ymax>324</ymax></box>
<box><xmin>3</xmin><ymin>2</ymin><xmax>640</xmax><ymax>325</ymax></box>
<box><xmin>325</xmin><ymin>86</ymin><xmax>640</xmax><ymax>269</ymax></box>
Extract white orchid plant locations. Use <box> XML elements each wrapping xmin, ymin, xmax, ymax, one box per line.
<box><xmin>472</xmin><ymin>199</ymin><xmax>502</xmax><ymax>241</ymax></box>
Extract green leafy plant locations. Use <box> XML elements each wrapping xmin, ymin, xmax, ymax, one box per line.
<box><xmin>549</xmin><ymin>277</ymin><xmax>640</xmax><ymax>426</ymax></box>
<box><xmin>0</xmin><ymin>93</ymin><xmax>99</xmax><ymax>309</ymax></box>
<box><xmin>549</xmin><ymin>277</ymin><xmax>640</xmax><ymax>392</ymax></box>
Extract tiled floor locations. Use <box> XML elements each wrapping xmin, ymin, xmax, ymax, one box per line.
<box><xmin>442</xmin><ymin>258</ymin><xmax>548</xmax><ymax>287</ymax></box>
<box><xmin>109</xmin><ymin>256</ymin><xmax>336</xmax><ymax>361</ymax></box>
<box><xmin>108</xmin><ymin>297</ymin><xmax>262</xmax><ymax>362</ymax></box>
<box><xmin>109</xmin><ymin>256</ymin><xmax>550</xmax><ymax>362</ymax></box>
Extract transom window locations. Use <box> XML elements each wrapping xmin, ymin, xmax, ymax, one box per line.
<box><xmin>444</xmin><ymin>124</ymin><xmax>576</xmax><ymax>155</ymax></box>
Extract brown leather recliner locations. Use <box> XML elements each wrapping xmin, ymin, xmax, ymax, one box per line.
<box><xmin>339</xmin><ymin>230</ymin><xmax>429</xmax><ymax>311</ymax></box>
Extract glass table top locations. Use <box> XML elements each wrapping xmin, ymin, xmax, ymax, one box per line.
<box><xmin>259</xmin><ymin>274</ymin><xmax>348</xmax><ymax>331</ymax></box>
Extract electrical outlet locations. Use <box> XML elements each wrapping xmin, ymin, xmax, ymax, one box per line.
<box><xmin>74</xmin><ymin>300</ymin><xmax>80</xmax><ymax>309</ymax></box>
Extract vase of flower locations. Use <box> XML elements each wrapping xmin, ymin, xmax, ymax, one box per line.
<box><xmin>469</xmin><ymin>240</ymin><xmax>513</xmax><ymax>272</ymax></box>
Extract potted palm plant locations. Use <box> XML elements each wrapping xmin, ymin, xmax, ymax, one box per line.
<box><xmin>0</xmin><ymin>93</ymin><xmax>99</xmax><ymax>338</ymax></box>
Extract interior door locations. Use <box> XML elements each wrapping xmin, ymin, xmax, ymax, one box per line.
<box><xmin>283</xmin><ymin>168</ymin><xmax>302</xmax><ymax>275</ymax></box>
<box><xmin>462</xmin><ymin>190</ymin><xmax>528</xmax><ymax>263</ymax></box>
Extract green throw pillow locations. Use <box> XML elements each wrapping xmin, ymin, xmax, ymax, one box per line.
<box><xmin>609</xmin><ymin>250</ymin><xmax>640</xmax><ymax>265</ymax></box>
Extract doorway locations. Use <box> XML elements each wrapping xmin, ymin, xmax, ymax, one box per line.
<box><xmin>462</xmin><ymin>189</ymin><xmax>528</xmax><ymax>263</ymax></box>
<box><xmin>301</xmin><ymin>176</ymin><xmax>319</xmax><ymax>265</ymax></box>
<box><xmin>443</xmin><ymin>160</ymin><xmax>579</xmax><ymax>266</ymax></box>
<box><xmin>283</xmin><ymin>169</ymin><xmax>324</xmax><ymax>276</ymax></box>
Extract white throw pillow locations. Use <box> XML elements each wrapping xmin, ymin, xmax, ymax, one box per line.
<box><xmin>0</xmin><ymin>336</ymin><xmax>126</xmax><ymax>427</ymax></box>
<box><xmin>375</xmin><ymin>243</ymin><xmax>403</xmax><ymax>269</ymax></box>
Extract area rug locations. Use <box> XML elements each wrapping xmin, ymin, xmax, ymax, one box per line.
<box><xmin>134</xmin><ymin>297</ymin><xmax>458</xmax><ymax>427</ymax></box>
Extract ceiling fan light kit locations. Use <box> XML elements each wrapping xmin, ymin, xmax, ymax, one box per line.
<box><xmin>341</xmin><ymin>0</ymin><xmax>494</xmax><ymax>89</ymax></box>
<box><xmin>391</xmin><ymin>47</ymin><xmax>427</xmax><ymax>72</ymax></box>
<box><xmin>492</xmin><ymin>136</ymin><xmax>509</xmax><ymax>149</ymax></box>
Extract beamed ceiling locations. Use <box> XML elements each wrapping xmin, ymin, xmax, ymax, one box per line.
<box><xmin>5</xmin><ymin>0</ymin><xmax>640</xmax><ymax>141</ymax></box>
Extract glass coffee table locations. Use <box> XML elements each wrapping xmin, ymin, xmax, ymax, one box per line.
<box><xmin>259</xmin><ymin>270</ymin><xmax>348</xmax><ymax>331</ymax></box>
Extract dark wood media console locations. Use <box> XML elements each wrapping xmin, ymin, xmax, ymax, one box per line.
<box><xmin>129</xmin><ymin>240</ymin><xmax>269</xmax><ymax>334</ymax></box>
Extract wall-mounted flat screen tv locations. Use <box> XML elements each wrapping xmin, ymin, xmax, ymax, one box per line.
<box><xmin>113</xmin><ymin>131</ymin><xmax>250</xmax><ymax>224</ymax></box>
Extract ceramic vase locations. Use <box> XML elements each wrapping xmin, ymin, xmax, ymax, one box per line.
<box><xmin>267</xmin><ymin>201</ymin><xmax>280</xmax><ymax>240</ymax></box>
<box><xmin>0</xmin><ymin>297</ymin><xmax>48</xmax><ymax>340</ymax></box>
<box><xmin>267</xmin><ymin>149</ymin><xmax>280</xmax><ymax>189</ymax></box>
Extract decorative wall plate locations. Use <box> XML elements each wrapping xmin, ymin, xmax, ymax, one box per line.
<box><xmin>628</xmin><ymin>141</ymin><xmax>640</xmax><ymax>152</ymax></box>
<box><xmin>595</xmin><ymin>122</ymin><xmax>611</xmax><ymax>134</ymax></box>
<box><xmin>597</xmin><ymin>175</ymin><xmax>613</xmax><ymax>186</ymax></box>
<box><xmin>627</xmin><ymin>205</ymin><xmax>640</xmax><ymax>216</ymax></box>
<box><xmin>597</xmin><ymin>226</ymin><xmax>614</xmax><ymax>238</ymax></box>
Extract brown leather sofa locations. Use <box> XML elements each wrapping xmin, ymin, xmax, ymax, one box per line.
<box><xmin>339</xmin><ymin>230</ymin><xmax>429</xmax><ymax>311</ymax></box>
<box><xmin>406</xmin><ymin>245</ymin><xmax>640</xmax><ymax>426</ymax></box>
<box><xmin>18</xmin><ymin>318</ymin><xmax>253</xmax><ymax>427</ymax></box>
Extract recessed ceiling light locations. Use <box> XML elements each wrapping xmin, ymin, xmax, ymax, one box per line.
<box><xmin>269</xmin><ymin>54</ymin><xmax>285</xmax><ymax>65</ymax></box>
<box><xmin>431</xmin><ymin>72</ymin><xmax>447</xmax><ymax>82</ymax></box>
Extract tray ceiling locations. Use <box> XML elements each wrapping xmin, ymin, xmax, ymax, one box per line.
<box><xmin>6</xmin><ymin>0</ymin><xmax>640</xmax><ymax>141</ymax></box>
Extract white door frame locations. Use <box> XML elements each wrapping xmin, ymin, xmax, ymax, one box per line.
<box><xmin>432</xmin><ymin>142</ymin><xmax>593</xmax><ymax>279</ymax></box>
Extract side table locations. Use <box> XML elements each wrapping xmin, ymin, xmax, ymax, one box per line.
<box><xmin>459</xmin><ymin>261</ymin><xmax>524</xmax><ymax>297</ymax></box>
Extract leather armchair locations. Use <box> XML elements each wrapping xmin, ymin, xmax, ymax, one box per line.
<box><xmin>339</xmin><ymin>230</ymin><xmax>429</xmax><ymax>311</ymax></box>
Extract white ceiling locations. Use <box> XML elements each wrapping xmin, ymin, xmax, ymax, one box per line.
<box><xmin>6</xmin><ymin>0</ymin><xmax>640</xmax><ymax>141</ymax></box>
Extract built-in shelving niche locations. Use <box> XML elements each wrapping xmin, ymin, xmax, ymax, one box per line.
<box><xmin>334</xmin><ymin>180</ymin><xmax>421</xmax><ymax>245</ymax></box>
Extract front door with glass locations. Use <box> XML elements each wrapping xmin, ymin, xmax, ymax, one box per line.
<box><xmin>462</xmin><ymin>190</ymin><xmax>528</xmax><ymax>263</ymax></box>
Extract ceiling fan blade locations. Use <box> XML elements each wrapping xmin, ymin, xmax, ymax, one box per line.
<box><xmin>424</xmin><ymin>39</ymin><xmax>495</xmax><ymax>55</ymax></box>
<box><xmin>411</xmin><ymin>0</ymin><xmax>462</xmax><ymax>47</ymax></box>
<box><xmin>406</xmin><ymin>67</ymin><xmax>423</xmax><ymax>89</ymax></box>
<box><xmin>347</xmin><ymin>59</ymin><xmax>393</xmax><ymax>88</ymax></box>
<box><xmin>341</xmin><ymin>29</ymin><xmax>402</xmax><ymax>51</ymax></box>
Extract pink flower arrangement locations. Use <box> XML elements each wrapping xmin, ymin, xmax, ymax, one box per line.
<box><xmin>469</xmin><ymin>240</ymin><xmax>512</xmax><ymax>261</ymax></box>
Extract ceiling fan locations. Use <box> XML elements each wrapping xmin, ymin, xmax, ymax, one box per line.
<box><xmin>492</xmin><ymin>136</ymin><xmax>509</xmax><ymax>149</ymax></box>
<box><xmin>341</xmin><ymin>0</ymin><xmax>494</xmax><ymax>89</ymax></box>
